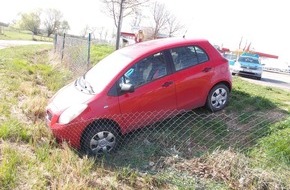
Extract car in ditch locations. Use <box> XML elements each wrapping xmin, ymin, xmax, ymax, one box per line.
<box><xmin>46</xmin><ymin>37</ymin><xmax>232</xmax><ymax>156</ymax></box>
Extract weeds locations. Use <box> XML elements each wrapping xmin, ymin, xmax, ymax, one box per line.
<box><xmin>0</xmin><ymin>145</ymin><xmax>22</xmax><ymax>189</ymax></box>
<box><xmin>0</xmin><ymin>45</ymin><xmax>289</xmax><ymax>189</ymax></box>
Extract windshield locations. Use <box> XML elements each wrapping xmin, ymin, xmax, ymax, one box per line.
<box><xmin>238</xmin><ymin>56</ymin><xmax>260</xmax><ymax>64</ymax></box>
<box><xmin>84</xmin><ymin>51</ymin><xmax>133</xmax><ymax>94</ymax></box>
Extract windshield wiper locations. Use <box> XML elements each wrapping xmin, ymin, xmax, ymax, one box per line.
<box><xmin>84</xmin><ymin>81</ymin><xmax>95</xmax><ymax>94</ymax></box>
<box><xmin>75</xmin><ymin>76</ymin><xmax>95</xmax><ymax>94</ymax></box>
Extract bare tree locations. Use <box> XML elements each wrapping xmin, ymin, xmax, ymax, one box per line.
<box><xmin>151</xmin><ymin>1</ymin><xmax>169</xmax><ymax>39</ymax></box>
<box><xmin>104</xmin><ymin>30</ymin><xmax>108</xmax><ymax>41</ymax></box>
<box><xmin>130</xmin><ymin>10</ymin><xmax>142</xmax><ymax>28</ymax></box>
<box><xmin>102</xmin><ymin>0</ymin><xmax>149</xmax><ymax>49</ymax></box>
<box><xmin>89</xmin><ymin>27</ymin><xmax>97</xmax><ymax>39</ymax></box>
<box><xmin>97</xmin><ymin>27</ymin><xmax>105</xmax><ymax>40</ymax></box>
<box><xmin>80</xmin><ymin>25</ymin><xmax>90</xmax><ymax>37</ymax></box>
<box><xmin>166</xmin><ymin>14</ymin><xmax>185</xmax><ymax>37</ymax></box>
<box><xmin>43</xmin><ymin>9</ymin><xmax>64</xmax><ymax>37</ymax></box>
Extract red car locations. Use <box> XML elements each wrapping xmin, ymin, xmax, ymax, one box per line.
<box><xmin>46</xmin><ymin>37</ymin><xmax>232</xmax><ymax>155</ymax></box>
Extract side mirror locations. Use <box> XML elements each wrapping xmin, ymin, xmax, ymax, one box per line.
<box><xmin>120</xmin><ymin>83</ymin><xmax>135</xmax><ymax>93</ymax></box>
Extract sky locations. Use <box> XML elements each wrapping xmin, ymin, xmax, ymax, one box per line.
<box><xmin>1</xmin><ymin>0</ymin><xmax>289</xmax><ymax>63</ymax></box>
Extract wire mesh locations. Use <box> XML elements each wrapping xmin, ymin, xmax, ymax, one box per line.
<box><xmin>48</xmin><ymin>109</ymin><xmax>290</xmax><ymax>189</ymax></box>
<box><xmin>54</xmin><ymin>34</ymin><xmax>90</xmax><ymax>75</ymax></box>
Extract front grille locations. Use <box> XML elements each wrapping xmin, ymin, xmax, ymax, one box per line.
<box><xmin>241</xmin><ymin>66</ymin><xmax>258</xmax><ymax>70</ymax></box>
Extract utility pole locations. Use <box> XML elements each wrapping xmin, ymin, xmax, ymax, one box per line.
<box><xmin>115</xmin><ymin>0</ymin><xmax>124</xmax><ymax>50</ymax></box>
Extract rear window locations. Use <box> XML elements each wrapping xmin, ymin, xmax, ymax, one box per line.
<box><xmin>170</xmin><ymin>46</ymin><xmax>209</xmax><ymax>71</ymax></box>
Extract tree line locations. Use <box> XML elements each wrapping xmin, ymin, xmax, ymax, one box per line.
<box><xmin>14</xmin><ymin>8</ymin><xmax>70</xmax><ymax>37</ymax></box>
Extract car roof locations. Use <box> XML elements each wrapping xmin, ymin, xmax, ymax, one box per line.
<box><xmin>118</xmin><ymin>37</ymin><xmax>212</xmax><ymax>60</ymax></box>
<box><xmin>239</xmin><ymin>55</ymin><xmax>259</xmax><ymax>60</ymax></box>
<box><xmin>240</xmin><ymin>52</ymin><xmax>259</xmax><ymax>58</ymax></box>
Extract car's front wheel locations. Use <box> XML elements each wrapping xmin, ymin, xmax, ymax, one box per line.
<box><xmin>206</xmin><ymin>84</ymin><xmax>229</xmax><ymax>112</ymax></box>
<box><xmin>82</xmin><ymin>123</ymin><xmax>120</xmax><ymax>156</ymax></box>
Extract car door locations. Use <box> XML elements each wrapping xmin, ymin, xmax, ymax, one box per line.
<box><xmin>169</xmin><ymin>45</ymin><xmax>214</xmax><ymax>110</ymax></box>
<box><xmin>117</xmin><ymin>52</ymin><xmax>177</xmax><ymax>132</ymax></box>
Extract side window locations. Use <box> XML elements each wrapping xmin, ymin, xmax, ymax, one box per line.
<box><xmin>120</xmin><ymin>52</ymin><xmax>168</xmax><ymax>88</ymax></box>
<box><xmin>171</xmin><ymin>46</ymin><xmax>208</xmax><ymax>71</ymax></box>
<box><xmin>195</xmin><ymin>46</ymin><xmax>209</xmax><ymax>63</ymax></box>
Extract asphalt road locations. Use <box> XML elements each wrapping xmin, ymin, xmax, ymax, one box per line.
<box><xmin>0</xmin><ymin>40</ymin><xmax>52</xmax><ymax>49</ymax></box>
<box><xmin>238</xmin><ymin>71</ymin><xmax>290</xmax><ymax>91</ymax></box>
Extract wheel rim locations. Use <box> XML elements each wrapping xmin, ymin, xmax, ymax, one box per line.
<box><xmin>210</xmin><ymin>87</ymin><xmax>228</xmax><ymax>109</ymax></box>
<box><xmin>90</xmin><ymin>131</ymin><xmax>116</xmax><ymax>154</ymax></box>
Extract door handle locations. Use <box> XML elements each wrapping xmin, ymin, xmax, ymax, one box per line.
<box><xmin>162</xmin><ymin>81</ymin><xmax>173</xmax><ymax>87</ymax></box>
<box><xmin>202</xmin><ymin>67</ymin><xmax>212</xmax><ymax>72</ymax></box>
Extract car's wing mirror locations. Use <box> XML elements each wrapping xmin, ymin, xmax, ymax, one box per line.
<box><xmin>120</xmin><ymin>83</ymin><xmax>135</xmax><ymax>93</ymax></box>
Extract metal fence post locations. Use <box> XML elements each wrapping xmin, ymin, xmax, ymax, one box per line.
<box><xmin>87</xmin><ymin>33</ymin><xmax>91</xmax><ymax>70</ymax></box>
<box><xmin>61</xmin><ymin>33</ymin><xmax>66</xmax><ymax>62</ymax></box>
<box><xmin>54</xmin><ymin>34</ymin><xmax>57</xmax><ymax>53</ymax></box>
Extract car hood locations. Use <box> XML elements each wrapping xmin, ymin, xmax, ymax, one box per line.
<box><xmin>47</xmin><ymin>82</ymin><xmax>94</xmax><ymax>113</ymax></box>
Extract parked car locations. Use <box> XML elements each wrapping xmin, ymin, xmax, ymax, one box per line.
<box><xmin>46</xmin><ymin>37</ymin><xmax>232</xmax><ymax>155</ymax></box>
<box><xmin>231</xmin><ymin>53</ymin><xmax>263</xmax><ymax>80</ymax></box>
<box><xmin>223</xmin><ymin>52</ymin><xmax>237</xmax><ymax>67</ymax></box>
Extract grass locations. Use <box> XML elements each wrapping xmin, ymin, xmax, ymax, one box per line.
<box><xmin>0</xmin><ymin>44</ymin><xmax>289</xmax><ymax>189</ymax></box>
<box><xmin>0</xmin><ymin>146</ymin><xmax>22</xmax><ymax>189</ymax></box>
<box><xmin>0</xmin><ymin>44</ymin><xmax>173</xmax><ymax>189</ymax></box>
<box><xmin>0</xmin><ymin>27</ymin><xmax>53</xmax><ymax>42</ymax></box>
<box><xmin>90</xmin><ymin>44</ymin><xmax>115</xmax><ymax>64</ymax></box>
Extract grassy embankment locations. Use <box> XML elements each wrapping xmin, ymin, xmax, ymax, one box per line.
<box><xmin>0</xmin><ymin>27</ymin><xmax>53</xmax><ymax>41</ymax></box>
<box><xmin>0</xmin><ymin>44</ymin><xmax>289</xmax><ymax>189</ymax></box>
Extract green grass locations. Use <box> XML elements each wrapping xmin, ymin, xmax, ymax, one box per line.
<box><xmin>0</xmin><ymin>146</ymin><xmax>22</xmax><ymax>189</ymax></box>
<box><xmin>0</xmin><ymin>28</ymin><xmax>53</xmax><ymax>42</ymax></box>
<box><xmin>0</xmin><ymin>45</ymin><xmax>289</xmax><ymax>189</ymax></box>
<box><xmin>229</xmin><ymin>76</ymin><xmax>290</xmax><ymax>112</ymax></box>
<box><xmin>90</xmin><ymin>44</ymin><xmax>114</xmax><ymax>64</ymax></box>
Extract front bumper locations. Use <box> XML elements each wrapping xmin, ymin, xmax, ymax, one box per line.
<box><xmin>231</xmin><ymin>67</ymin><xmax>262</xmax><ymax>78</ymax></box>
<box><xmin>46</xmin><ymin>110</ymin><xmax>90</xmax><ymax>150</ymax></box>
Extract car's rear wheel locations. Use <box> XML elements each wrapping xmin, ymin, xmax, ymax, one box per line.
<box><xmin>206</xmin><ymin>84</ymin><xmax>229</xmax><ymax>112</ymax></box>
<box><xmin>82</xmin><ymin>123</ymin><xmax>120</xmax><ymax>156</ymax></box>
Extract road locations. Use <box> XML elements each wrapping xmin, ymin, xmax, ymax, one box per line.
<box><xmin>238</xmin><ymin>71</ymin><xmax>290</xmax><ymax>91</ymax></box>
<box><xmin>0</xmin><ymin>40</ymin><xmax>52</xmax><ymax>49</ymax></box>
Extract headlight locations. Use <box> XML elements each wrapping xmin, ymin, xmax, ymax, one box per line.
<box><xmin>234</xmin><ymin>62</ymin><xmax>241</xmax><ymax>68</ymax></box>
<box><xmin>58</xmin><ymin>104</ymin><xmax>88</xmax><ymax>124</ymax></box>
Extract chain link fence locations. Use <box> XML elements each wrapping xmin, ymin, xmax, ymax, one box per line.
<box><xmin>53</xmin><ymin>33</ymin><xmax>92</xmax><ymax>75</ymax></box>
<box><xmin>50</xmin><ymin>35</ymin><xmax>289</xmax><ymax>189</ymax></box>
<box><xmin>49</xmin><ymin>108</ymin><xmax>290</xmax><ymax>189</ymax></box>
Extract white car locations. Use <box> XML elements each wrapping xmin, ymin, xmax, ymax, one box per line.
<box><xmin>231</xmin><ymin>53</ymin><xmax>263</xmax><ymax>80</ymax></box>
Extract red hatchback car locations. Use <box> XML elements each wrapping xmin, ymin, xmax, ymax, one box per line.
<box><xmin>46</xmin><ymin>37</ymin><xmax>232</xmax><ymax>155</ymax></box>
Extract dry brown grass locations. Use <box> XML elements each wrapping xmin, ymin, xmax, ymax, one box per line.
<box><xmin>163</xmin><ymin>149</ymin><xmax>290</xmax><ymax>190</ymax></box>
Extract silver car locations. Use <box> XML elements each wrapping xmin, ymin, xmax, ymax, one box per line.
<box><xmin>231</xmin><ymin>54</ymin><xmax>263</xmax><ymax>80</ymax></box>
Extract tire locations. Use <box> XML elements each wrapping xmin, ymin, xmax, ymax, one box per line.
<box><xmin>206</xmin><ymin>84</ymin><xmax>229</xmax><ymax>112</ymax></box>
<box><xmin>256</xmin><ymin>76</ymin><xmax>261</xmax><ymax>80</ymax></box>
<box><xmin>82</xmin><ymin>123</ymin><xmax>120</xmax><ymax>156</ymax></box>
